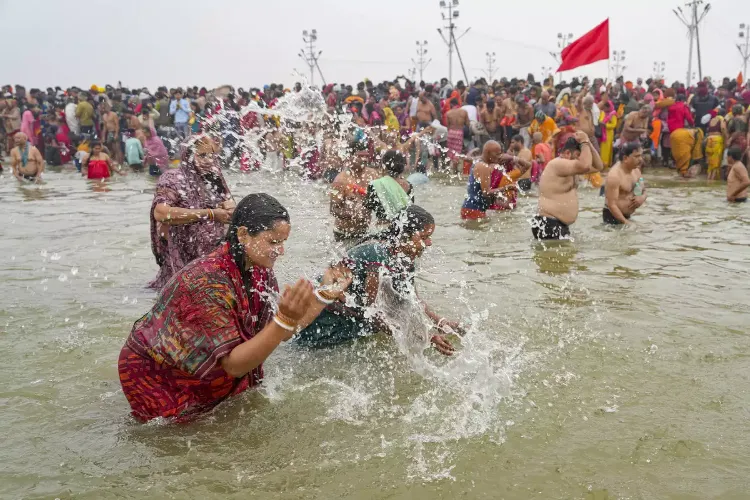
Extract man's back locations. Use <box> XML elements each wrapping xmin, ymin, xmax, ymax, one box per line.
<box><xmin>538</xmin><ymin>158</ymin><xmax>580</xmax><ymax>225</ymax></box>
<box><xmin>446</xmin><ymin>108</ymin><xmax>468</xmax><ymax>129</ymax></box>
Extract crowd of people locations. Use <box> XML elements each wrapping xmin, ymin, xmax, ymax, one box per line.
<box><xmin>3</xmin><ymin>73</ymin><xmax>749</xmax><ymax>422</ymax></box>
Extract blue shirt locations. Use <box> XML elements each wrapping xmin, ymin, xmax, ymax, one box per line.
<box><xmin>169</xmin><ymin>98</ymin><xmax>190</xmax><ymax>124</ymax></box>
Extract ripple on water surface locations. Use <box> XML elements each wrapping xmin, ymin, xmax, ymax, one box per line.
<box><xmin>1</xmin><ymin>167</ymin><xmax>749</xmax><ymax>498</ymax></box>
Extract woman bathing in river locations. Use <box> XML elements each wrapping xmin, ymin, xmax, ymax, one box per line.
<box><xmin>296</xmin><ymin>205</ymin><xmax>462</xmax><ymax>355</ymax></box>
<box><xmin>119</xmin><ymin>193</ymin><xmax>353</xmax><ymax>422</ymax></box>
<box><xmin>148</xmin><ymin>134</ymin><xmax>234</xmax><ymax>289</ymax></box>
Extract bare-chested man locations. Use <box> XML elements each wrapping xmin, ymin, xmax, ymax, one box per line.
<box><xmin>509</xmin><ymin>134</ymin><xmax>534</xmax><ymax>191</ymax></box>
<box><xmin>480</xmin><ymin>99</ymin><xmax>501</xmax><ymax>143</ymax></box>
<box><xmin>122</xmin><ymin>109</ymin><xmax>141</xmax><ymax>136</ymax></box>
<box><xmin>446</xmin><ymin>98</ymin><xmax>469</xmax><ymax>172</ymax></box>
<box><xmin>11</xmin><ymin>132</ymin><xmax>45</xmax><ymax>183</ymax></box>
<box><xmin>576</xmin><ymin>94</ymin><xmax>597</xmax><ymax>144</ymax></box>
<box><xmin>514</xmin><ymin>96</ymin><xmax>534</xmax><ymax>147</ymax></box>
<box><xmin>603</xmin><ymin>143</ymin><xmax>647</xmax><ymax>225</ymax></box>
<box><xmin>330</xmin><ymin>140</ymin><xmax>380</xmax><ymax>243</ymax></box>
<box><xmin>620</xmin><ymin>104</ymin><xmax>651</xmax><ymax>145</ymax></box>
<box><xmin>533</xmin><ymin>131</ymin><xmax>603</xmax><ymax>239</ymax></box>
<box><xmin>500</xmin><ymin>87</ymin><xmax>518</xmax><ymax>145</ymax></box>
<box><xmin>415</xmin><ymin>92</ymin><xmax>437</xmax><ymax>127</ymax></box>
<box><xmin>101</xmin><ymin>104</ymin><xmax>121</xmax><ymax>163</ymax></box>
<box><xmin>726</xmin><ymin>147</ymin><xmax>750</xmax><ymax>203</ymax></box>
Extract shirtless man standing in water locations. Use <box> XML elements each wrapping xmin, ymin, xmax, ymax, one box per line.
<box><xmin>330</xmin><ymin>140</ymin><xmax>379</xmax><ymax>243</ymax></box>
<box><xmin>101</xmin><ymin>104</ymin><xmax>121</xmax><ymax>163</ymax></box>
<box><xmin>533</xmin><ymin>131</ymin><xmax>603</xmax><ymax>239</ymax></box>
<box><xmin>726</xmin><ymin>147</ymin><xmax>750</xmax><ymax>202</ymax></box>
<box><xmin>446</xmin><ymin>98</ymin><xmax>469</xmax><ymax>172</ymax></box>
<box><xmin>603</xmin><ymin>143</ymin><xmax>647</xmax><ymax>225</ymax></box>
<box><xmin>620</xmin><ymin>104</ymin><xmax>651</xmax><ymax>146</ymax></box>
<box><xmin>11</xmin><ymin>132</ymin><xmax>45</xmax><ymax>183</ymax></box>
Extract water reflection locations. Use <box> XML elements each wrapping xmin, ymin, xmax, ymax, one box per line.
<box><xmin>532</xmin><ymin>240</ymin><xmax>580</xmax><ymax>275</ymax></box>
<box><xmin>17</xmin><ymin>185</ymin><xmax>50</xmax><ymax>202</ymax></box>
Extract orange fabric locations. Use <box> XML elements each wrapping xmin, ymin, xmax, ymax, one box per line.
<box><xmin>529</xmin><ymin>117</ymin><xmax>559</xmax><ymax>143</ymax></box>
<box><xmin>650</xmin><ymin>119</ymin><xmax>662</xmax><ymax>150</ymax></box>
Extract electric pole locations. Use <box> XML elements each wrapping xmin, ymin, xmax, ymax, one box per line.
<box><xmin>485</xmin><ymin>52</ymin><xmax>496</xmax><ymax>82</ymax></box>
<box><xmin>611</xmin><ymin>50</ymin><xmax>626</xmax><ymax>80</ymax></box>
<box><xmin>673</xmin><ymin>1</ymin><xmax>711</xmax><ymax>86</ymax></box>
<box><xmin>299</xmin><ymin>29</ymin><xmax>325</xmax><ymax>86</ymax></box>
<box><xmin>437</xmin><ymin>0</ymin><xmax>470</xmax><ymax>84</ymax></box>
<box><xmin>738</xmin><ymin>23</ymin><xmax>750</xmax><ymax>80</ymax></box>
<box><xmin>550</xmin><ymin>32</ymin><xmax>574</xmax><ymax>82</ymax></box>
<box><xmin>653</xmin><ymin>61</ymin><xmax>666</xmax><ymax>81</ymax></box>
<box><xmin>411</xmin><ymin>41</ymin><xmax>431</xmax><ymax>82</ymax></box>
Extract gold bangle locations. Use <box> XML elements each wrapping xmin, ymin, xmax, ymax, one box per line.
<box><xmin>276</xmin><ymin>311</ymin><xmax>297</xmax><ymax>327</ymax></box>
<box><xmin>318</xmin><ymin>289</ymin><xmax>338</xmax><ymax>301</ymax></box>
<box><xmin>273</xmin><ymin>316</ymin><xmax>296</xmax><ymax>332</ymax></box>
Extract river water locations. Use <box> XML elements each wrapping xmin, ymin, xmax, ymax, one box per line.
<box><xmin>1</xmin><ymin>165</ymin><xmax>749</xmax><ymax>499</ymax></box>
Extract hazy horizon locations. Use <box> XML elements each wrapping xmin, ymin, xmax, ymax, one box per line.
<box><xmin>2</xmin><ymin>0</ymin><xmax>748</xmax><ymax>90</ymax></box>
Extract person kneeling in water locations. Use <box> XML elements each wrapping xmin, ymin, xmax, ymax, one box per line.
<box><xmin>532</xmin><ymin>131</ymin><xmax>603</xmax><ymax>239</ymax></box>
<box><xmin>296</xmin><ymin>205</ymin><xmax>461</xmax><ymax>355</ymax></box>
<box><xmin>603</xmin><ymin>142</ymin><xmax>647</xmax><ymax>225</ymax></box>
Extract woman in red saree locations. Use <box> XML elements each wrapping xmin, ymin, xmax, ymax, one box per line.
<box><xmin>119</xmin><ymin>193</ymin><xmax>352</xmax><ymax>422</ymax></box>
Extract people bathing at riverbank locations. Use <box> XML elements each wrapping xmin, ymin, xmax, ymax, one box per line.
<box><xmin>119</xmin><ymin>193</ymin><xmax>353</xmax><ymax>422</ymax></box>
<box><xmin>296</xmin><ymin>205</ymin><xmax>461</xmax><ymax>355</ymax></box>
<box><xmin>533</xmin><ymin>132</ymin><xmax>603</xmax><ymax>240</ymax></box>
<box><xmin>603</xmin><ymin>143</ymin><xmax>647</xmax><ymax>225</ymax></box>
<box><xmin>726</xmin><ymin>147</ymin><xmax>750</xmax><ymax>202</ymax></box>
<box><xmin>149</xmin><ymin>135</ymin><xmax>234</xmax><ymax>289</ymax></box>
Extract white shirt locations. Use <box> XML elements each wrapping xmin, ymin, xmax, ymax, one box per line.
<box><xmin>409</xmin><ymin>97</ymin><xmax>419</xmax><ymax>117</ymax></box>
<box><xmin>65</xmin><ymin>102</ymin><xmax>79</xmax><ymax>135</ymax></box>
<box><xmin>462</xmin><ymin>105</ymin><xmax>478</xmax><ymax>122</ymax></box>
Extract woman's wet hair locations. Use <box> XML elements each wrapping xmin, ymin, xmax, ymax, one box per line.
<box><xmin>382</xmin><ymin>205</ymin><xmax>434</xmax><ymax>246</ymax></box>
<box><xmin>382</xmin><ymin>150</ymin><xmax>406</xmax><ymax>176</ymax></box>
<box><xmin>226</xmin><ymin>193</ymin><xmax>290</xmax><ymax>278</ymax></box>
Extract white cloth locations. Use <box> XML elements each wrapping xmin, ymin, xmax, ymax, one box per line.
<box><xmin>409</xmin><ymin>97</ymin><xmax>418</xmax><ymax>117</ymax></box>
<box><xmin>64</xmin><ymin>102</ymin><xmax>79</xmax><ymax>135</ymax></box>
<box><xmin>462</xmin><ymin>105</ymin><xmax>478</xmax><ymax>122</ymax></box>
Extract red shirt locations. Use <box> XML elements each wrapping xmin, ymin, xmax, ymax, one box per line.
<box><xmin>667</xmin><ymin>102</ymin><xmax>694</xmax><ymax>132</ymax></box>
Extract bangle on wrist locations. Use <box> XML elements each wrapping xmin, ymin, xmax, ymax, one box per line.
<box><xmin>273</xmin><ymin>316</ymin><xmax>296</xmax><ymax>332</ymax></box>
<box><xmin>314</xmin><ymin>289</ymin><xmax>335</xmax><ymax>305</ymax></box>
<box><xmin>437</xmin><ymin>318</ymin><xmax>447</xmax><ymax>329</ymax></box>
<box><xmin>276</xmin><ymin>311</ymin><xmax>297</xmax><ymax>326</ymax></box>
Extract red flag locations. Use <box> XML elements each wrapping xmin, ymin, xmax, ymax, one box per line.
<box><xmin>738</xmin><ymin>72</ymin><xmax>744</xmax><ymax>87</ymax></box>
<box><xmin>557</xmin><ymin>19</ymin><xmax>610</xmax><ymax>72</ymax></box>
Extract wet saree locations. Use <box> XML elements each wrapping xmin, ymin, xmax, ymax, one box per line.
<box><xmin>671</xmin><ymin>128</ymin><xmax>704</xmax><ymax>176</ymax></box>
<box><xmin>119</xmin><ymin>242</ymin><xmax>278</xmax><ymax>422</ymax></box>
<box><xmin>149</xmin><ymin>153</ymin><xmax>231</xmax><ymax>290</ymax></box>
<box><xmin>705</xmin><ymin>135</ymin><xmax>724</xmax><ymax>174</ymax></box>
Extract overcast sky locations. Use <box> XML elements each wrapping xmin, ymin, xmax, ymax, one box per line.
<box><xmin>2</xmin><ymin>0</ymin><xmax>748</xmax><ymax>90</ymax></box>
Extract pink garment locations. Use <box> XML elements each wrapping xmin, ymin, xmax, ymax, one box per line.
<box><xmin>599</xmin><ymin>111</ymin><xmax>617</xmax><ymax>143</ymax></box>
<box><xmin>148</xmin><ymin>139</ymin><xmax>231</xmax><ymax>290</ymax></box>
<box><xmin>667</xmin><ymin>102</ymin><xmax>694</xmax><ymax>132</ymax></box>
<box><xmin>144</xmin><ymin>125</ymin><xmax>169</xmax><ymax>172</ymax></box>
<box><xmin>21</xmin><ymin>110</ymin><xmax>35</xmax><ymax>144</ymax></box>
